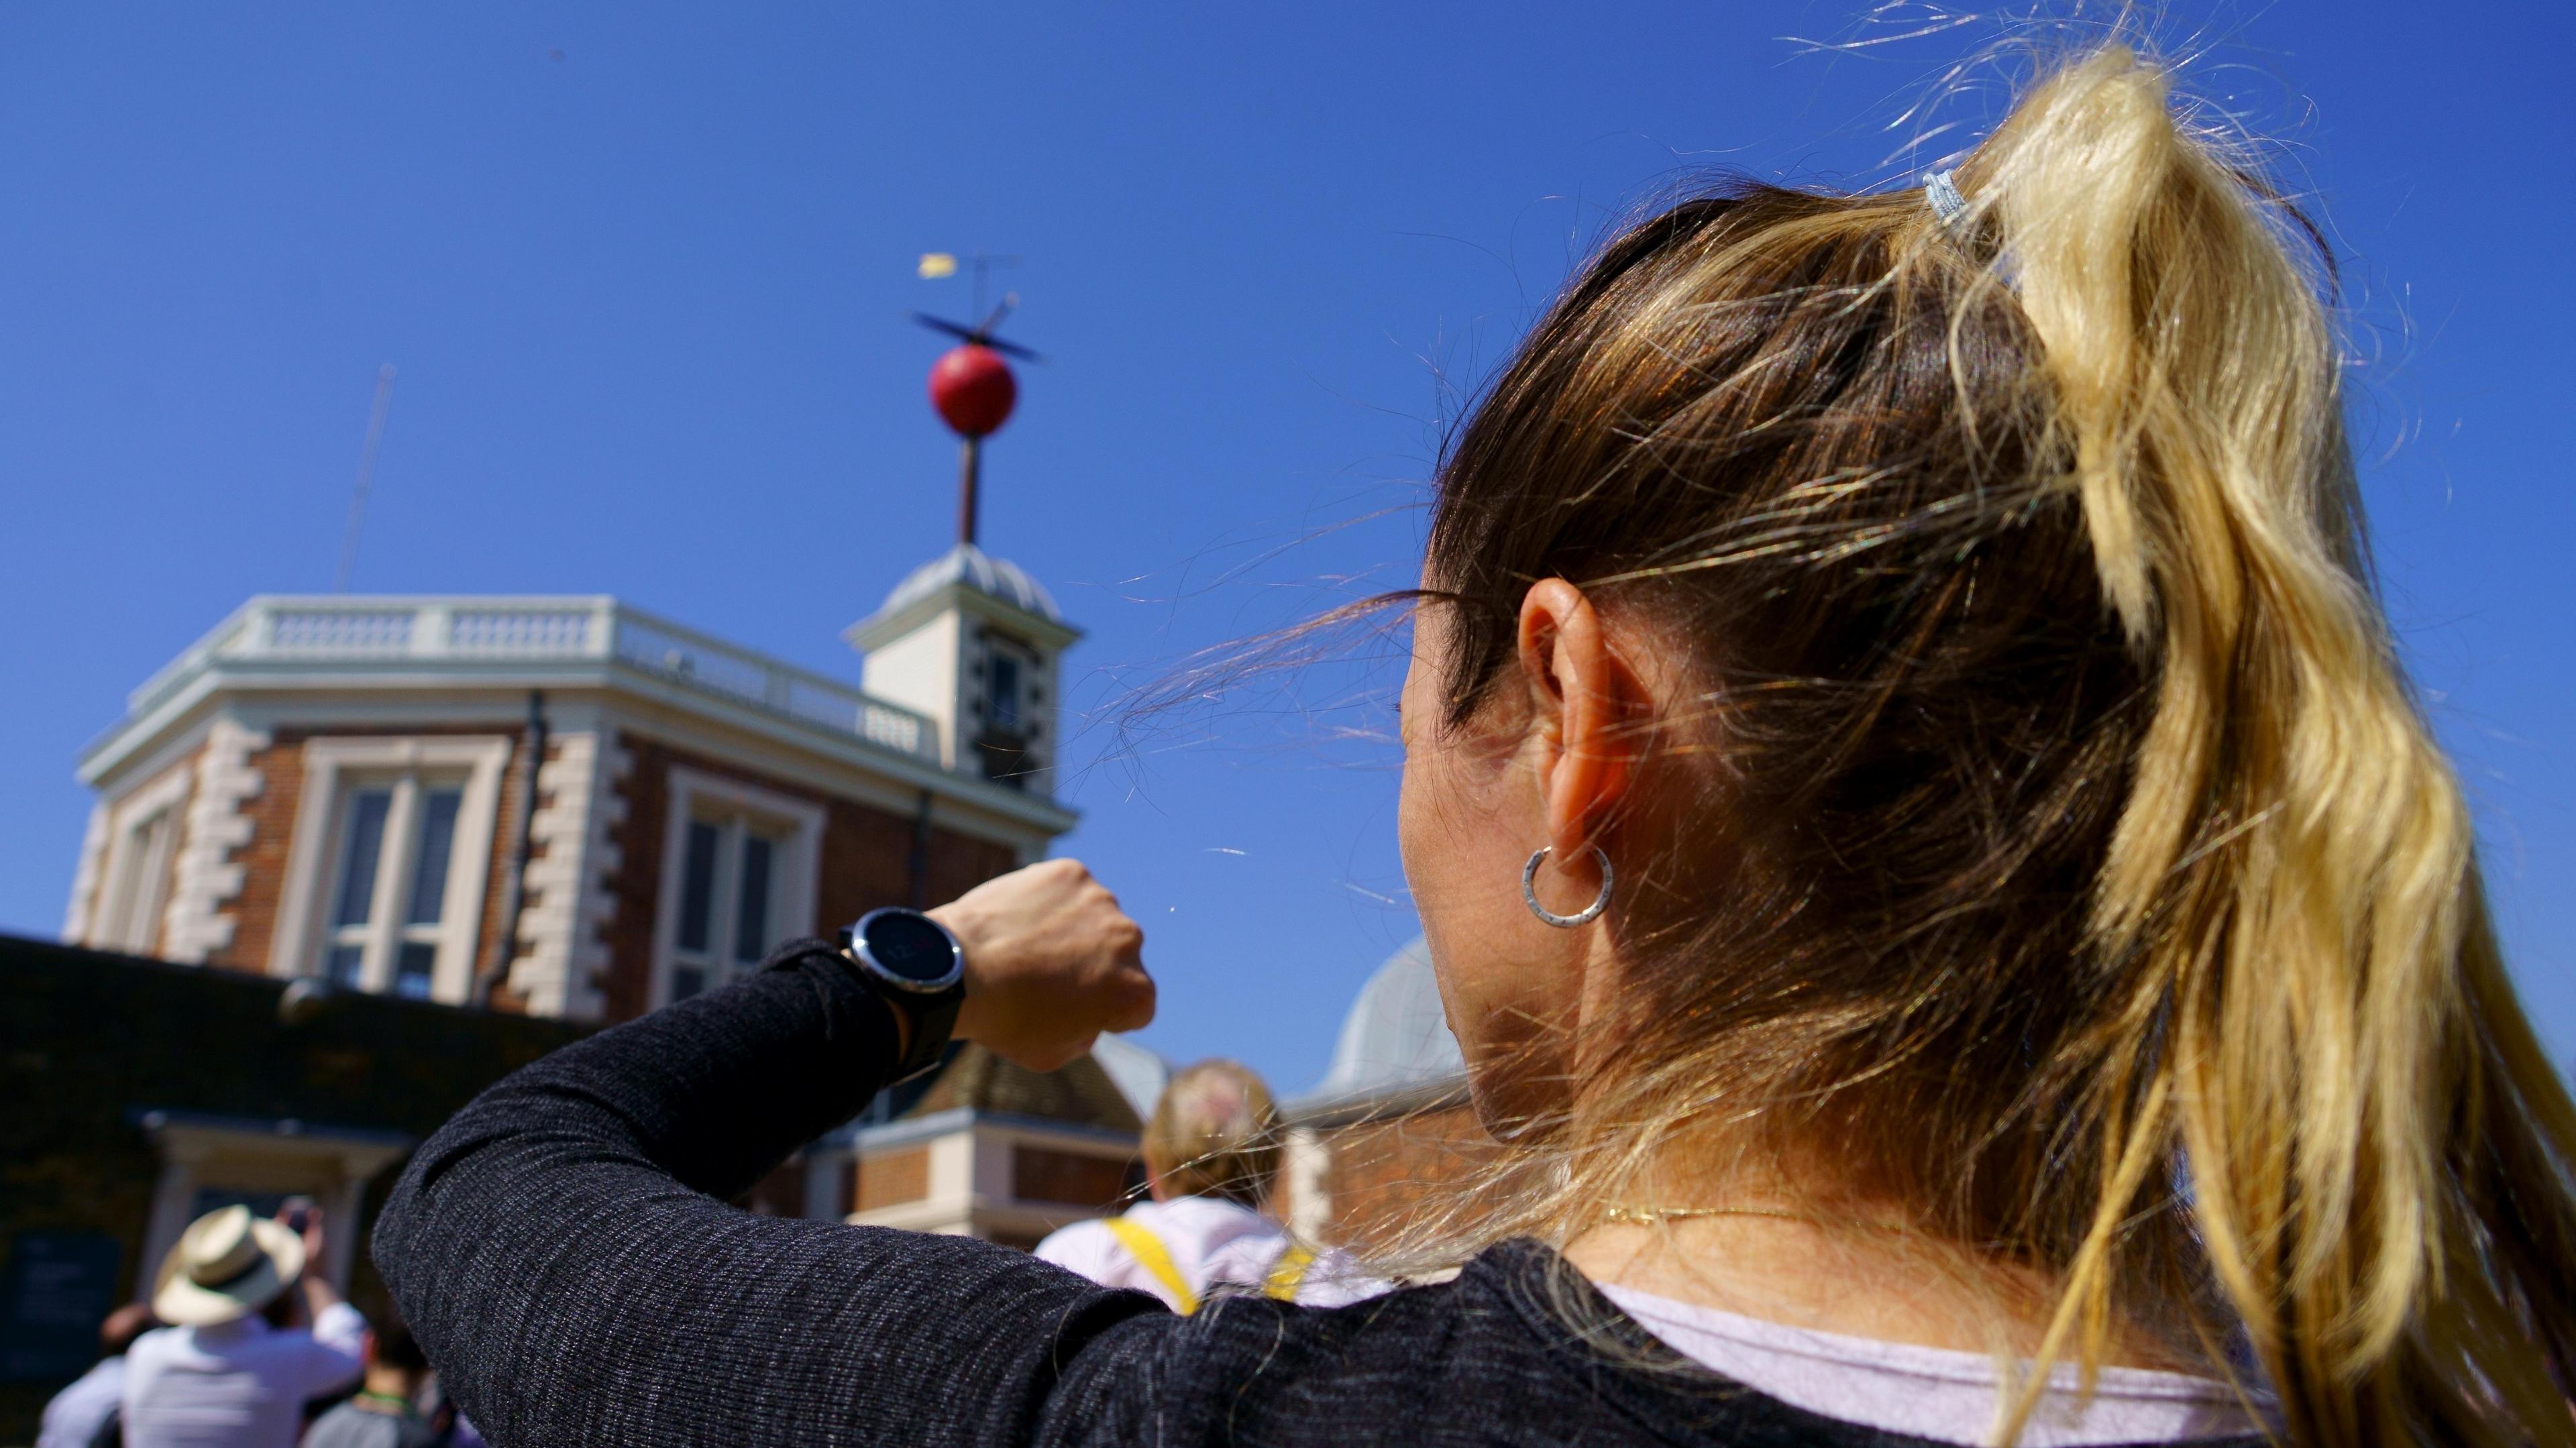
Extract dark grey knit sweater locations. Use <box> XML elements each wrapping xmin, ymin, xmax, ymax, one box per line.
<box><xmin>372</xmin><ymin>940</ymin><xmax>2264</xmax><ymax>1447</ymax></box>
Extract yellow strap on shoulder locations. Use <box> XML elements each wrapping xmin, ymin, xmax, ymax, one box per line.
<box><xmin>1263</xmin><ymin>1244</ymin><xmax>1316</xmax><ymax>1302</ymax></box>
<box><xmin>1105</xmin><ymin>1217</ymin><xmax>1198</xmax><ymax>1315</ymax></box>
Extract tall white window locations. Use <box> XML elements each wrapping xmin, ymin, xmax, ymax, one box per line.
<box><xmin>318</xmin><ymin>778</ymin><xmax>467</xmax><ymax>999</ymax></box>
<box><xmin>668</xmin><ymin>813</ymin><xmax>780</xmax><ymax>1001</ymax></box>
<box><xmin>91</xmin><ymin>767</ymin><xmax>191</xmax><ymax>954</ymax></box>
<box><xmin>271</xmin><ymin>736</ymin><xmax>511</xmax><ymax>1005</ymax></box>
<box><xmin>655</xmin><ymin>769</ymin><xmax>822</xmax><ymax>1009</ymax></box>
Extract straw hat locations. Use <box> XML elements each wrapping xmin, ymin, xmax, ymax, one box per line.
<box><xmin>152</xmin><ymin>1205</ymin><xmax>303</xmax><ymax>1327</ymax></box>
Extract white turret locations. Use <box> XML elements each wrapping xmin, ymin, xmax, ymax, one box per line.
<box><xmin>845</xmin><ymin>543</ymin><xmax>1079</xmax><ymax>795</ymax></box>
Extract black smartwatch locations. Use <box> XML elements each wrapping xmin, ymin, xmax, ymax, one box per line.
<box><xmin>839</xmin><ymin>907</ymin><xmax>967</xmax><ymax>1082</ymax></box>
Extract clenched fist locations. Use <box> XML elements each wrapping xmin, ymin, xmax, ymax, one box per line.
<box><xmin>929</xmin><ymin>858</ymin><xmax>1155</xmax><ymax>1072</ymax></box>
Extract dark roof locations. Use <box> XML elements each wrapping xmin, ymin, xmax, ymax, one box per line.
<box><xmin>877</xmin><ymin>543</ymin><xmax>1063</xmax><ymax>623</ymax></box>
<box><xmin>904</xmin><ymin>1044</ymin><xmax>1142</xmax><ymax>1135</ymax></box>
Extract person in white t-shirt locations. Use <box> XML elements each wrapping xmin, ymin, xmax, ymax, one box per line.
<box><xmin>121</xmin><ymin>1204</ymin><xmax>365</xmax><ymax>1448</ymax></box>
<box><xmin>1038</xmin><ymin>1060</ymin><xmax>1377</xmax><ymax>1312</ymax></box>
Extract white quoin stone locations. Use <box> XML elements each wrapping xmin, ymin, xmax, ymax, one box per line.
<box><xmin>164</xmin><ymin>718</ymin><xmax>270</xmax><ymax>963</ymax></box>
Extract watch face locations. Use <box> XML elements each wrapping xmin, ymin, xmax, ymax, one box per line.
<box><xmin>861</xmin><ymin>910</ymin><xmax>961</xmax><ymax>987</ymax></box>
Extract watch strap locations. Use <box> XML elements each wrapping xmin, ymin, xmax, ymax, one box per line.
<box><xmin>888</xmin><ymin>987</ymin><xmax>962</xmax><ymax>1082</ymax></box>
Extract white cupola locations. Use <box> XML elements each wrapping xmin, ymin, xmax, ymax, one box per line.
<box><xmin>846</xmin><ymin>543</ymin><xmax>1079</xmax><ymax>795</ymax></box>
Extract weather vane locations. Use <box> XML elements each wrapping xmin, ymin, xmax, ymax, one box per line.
<box><xmin>915</xmin><ymin>252</ymin><xmax>1040</xmax><ymax>549</ymax></box>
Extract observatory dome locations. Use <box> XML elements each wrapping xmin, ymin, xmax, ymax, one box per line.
<box><xmin>1306</xmin><ymin>936</ymin><xmax>1464</xmax><ymax>1105</ymax></box>
<box><xmin>1089</xmin><ymin>1032</ymin><xmax>1171</xmax><ymax>1123</ymax></box>
<box><xmin>880</xmin><ymin>542</ymin><xmax>1063</xmax><ymax>624</ymax></box>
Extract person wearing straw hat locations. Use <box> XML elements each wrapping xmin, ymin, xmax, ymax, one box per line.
<box><xmin>120</xmin><ymin>1203</ymin><xmax>364</xmax><ymax>1448</ymax></box>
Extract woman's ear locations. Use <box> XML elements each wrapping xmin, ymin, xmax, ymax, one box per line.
<box><xmin>1515</xmin><ymin>580</ymin><xmax>1647</xmax><ymax>860</ymax></box>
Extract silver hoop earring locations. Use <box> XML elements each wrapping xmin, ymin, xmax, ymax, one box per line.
<box><xmin>1521</xmin><ymin>844</ymin><xmax>1613</xmax><ymax>928</ymax></box>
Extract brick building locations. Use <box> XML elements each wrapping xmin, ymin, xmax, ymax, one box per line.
<box><xmin>835</xmin><ymin>1038</ymin><xmax>1166</xmax><ymax>1249</ymax></box>
<box><xmin>66</xmin><ymin>546</ymin><xmax>1075</xmax><ymax>1012</ymax></box>
<box><xmin>53</xmin><ymin>537</ymin><xmax>1156</xmax><ymax>1268</ymax></box>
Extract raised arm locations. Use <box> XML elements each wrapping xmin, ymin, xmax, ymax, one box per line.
<box><xmin>372</xmin><ymin>860</ymin><xmax>1160</xmax><ymax>1447</ymax></box>
<box><xmin>278</xmin><ymin>1207</ymin><xmax>364</xmax><ymax>1390</ymax></box>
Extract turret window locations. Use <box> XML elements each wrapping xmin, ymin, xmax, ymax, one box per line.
<box><xmin>972</xmin><ymin>632</ymin><xmax>1043</xmax><ymax>791</ymax></box>
<box><xmin>988</xmin><ymin>653</ymin><xmax>1024</xmax><ymax>732</ymax></box>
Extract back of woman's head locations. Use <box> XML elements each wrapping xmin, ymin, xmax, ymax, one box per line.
<box><xmin>1417</xmin><ymin>42</ymin><xmax>2576</xmax><ymax>1447</ymax></box>
<box><xmin>1146</xmin><ymin>1058</ymin><xmax>1281</xmax><ymax>1209</ymax></box>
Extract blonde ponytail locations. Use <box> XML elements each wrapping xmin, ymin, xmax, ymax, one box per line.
<box><xmin>1956</xmin><ymin>48</ymin><xmax>2571</xmax><ymax>1443</ymax></box>
<box><xmin>1400</xmin><ymin>39</ymin><xmax>2576</xmax><ymax>1448</ymax></box>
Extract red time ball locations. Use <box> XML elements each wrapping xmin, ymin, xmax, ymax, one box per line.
<box><xmin>928</xmin><ymin>344</ymin><xmax>1017</xmax><ymax>438</ymax></box>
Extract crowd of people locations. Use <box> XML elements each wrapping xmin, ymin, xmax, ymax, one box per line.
<box><xmin>38</xmin><ymin>1205</ymin><xmax>477</xmax><ymax>1448</ymax></box>
<box><xmin>42</xmin><ymin>1058</ymin><xmax>1332</xmax><ymax>1448</ymax></box>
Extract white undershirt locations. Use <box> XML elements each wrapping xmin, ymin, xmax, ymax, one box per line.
<box><xmin>1598</xmin><ymin>1286</ymin><xmax>2268</xmax><ymax>1446</ymax></box>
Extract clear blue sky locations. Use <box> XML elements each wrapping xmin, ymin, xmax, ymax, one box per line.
<box><xmin>1</xmin><ymin>3</ymin><xmax>2567</xmax><ymax>1093</ymax></box>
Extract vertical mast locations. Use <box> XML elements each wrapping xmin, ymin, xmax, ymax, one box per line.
<box><xmin>333</xmin><ymin>364</ymin><xmax>398</xmax><ymax>592</ymax></box>
<box><xmin>957</xmin><ymin>435</ymin><xmax>982</xmax><ymax>547</ymax></box>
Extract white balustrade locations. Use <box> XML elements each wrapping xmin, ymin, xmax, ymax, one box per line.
<box><xmin>117</xmin><ymin>596</ymin><xmax>938</xmax><ymax>764</ymax></box>
<box><xmin>267</xmin><ymin>608</ymin><xmax>415</xmax><ymax>653</ymax></box>
<box><xmin>448</xmin><ymin>608</ymin><xmax>596</xmax><ymax>655</ymax></box>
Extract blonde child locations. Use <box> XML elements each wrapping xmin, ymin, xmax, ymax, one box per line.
<box><xmin>1036</xmin><ymin>1060</ymin><xmax>1376</xmax><ymax>1310</ymax></box>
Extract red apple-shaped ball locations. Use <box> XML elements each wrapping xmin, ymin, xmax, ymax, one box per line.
<box><xmin>928</xmin><ymin>345</ymin><xmax>1017</xmax><ymax>437</ymax></box>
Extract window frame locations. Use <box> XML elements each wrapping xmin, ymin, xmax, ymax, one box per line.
<box><xmin>315</xmin><ymin>776</ymin><xmax>471</xmax><ymax>997</ymax></box>
<box><xmin>985</xmin><ymin>647</ymin><xmax>1025</xmax><ymax>733</ymax></box>
<box><xmin>270</xmin><ymin>736</ymin><xmax>511</xmax><ymax>1005</ymax></box>
<box><xmin>652</xmin><ymin>767</ymin><xmax>824</xmax><ymax>1011</ymax></box>
<box><xmin>969</xmin><ymin>625</ymin><xmax>1051</xmax><ymax>792</ymax></box>
<box><xmin>91</xmin><ymin>764</ymin><xmax>194</xmax><ymax>954</ymax></box>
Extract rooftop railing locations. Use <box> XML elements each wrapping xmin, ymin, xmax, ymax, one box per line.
<box><xmin>121</xmin><ymin>596</ymin><xmax>938</xmax><ymax>763</ymax></box>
